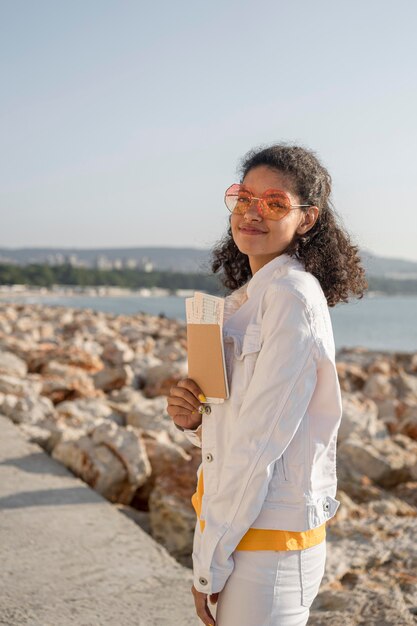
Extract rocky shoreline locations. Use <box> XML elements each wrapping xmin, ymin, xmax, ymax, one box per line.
<box><xmin>1</xmin><ymin>301</ymin><xmax>417</xmax><ymax>624</ymax></box>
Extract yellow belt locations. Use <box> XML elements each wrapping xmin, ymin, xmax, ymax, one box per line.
<box><xmin>191</xmin><ymin>467</ymin><xmax>326</xmax><ymax>551</ymax></box>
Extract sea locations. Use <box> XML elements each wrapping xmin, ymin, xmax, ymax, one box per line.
<box><xmin>1</xmin><ymin>291</ymin><xmax>417</xmax><ymax>353</ymax></box>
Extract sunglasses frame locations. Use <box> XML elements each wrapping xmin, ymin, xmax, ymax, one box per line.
<box><xmin>224</xmin><ymin>183</ymin><xmax>313</xmax><ymax>221</ymax></box>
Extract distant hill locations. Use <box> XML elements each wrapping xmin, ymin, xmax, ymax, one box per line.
<box><xmin>1</xmin><ymin>245</ymin><xmax>417</xmax><ymax>277</ymax></box>
<box><xmin>360</xmin><ymin>249</ymin><xmax>417</xmax><ymax>278</ymax></box>
<box><xmin>0</xmin><ymin>246</ymin><xmax>211</xmax><ymax>274</ymax></box>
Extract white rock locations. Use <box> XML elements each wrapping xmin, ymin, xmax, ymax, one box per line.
<box><xmin>0</xmin><ymin>393</ymin><xmax>18</xmax><ymax>416</ymax></box>
<box><xmin>19</xmin><ymin>423</ymin><xmax>54</xmax><ymax>447</ymax></box>
<box><xmin>106</xmin><ymin>387</ymin><xmax>148</xmax><ymax>417</ymax></box>
<box><xmin>154</xmin><ymin>341</ymin><xmax>187</xmax><ymax>362</ymax></box>
<box><xmin>0</xmin><ymin>393</ymin><xmax>56</xmax><ymax>425</ymax></box>
<box><xmin>376</xmin><ymin>397</ymin><xmax>401</xmax><ymax>419</ymax></box>
<box><xmin>15</xmin><ymin>315</ymin><xmax>36</xmax><ymax>333</ymax></box>
<box><xmin>1</xmin><ymin>305</ymin><xmax>18</xmax><ymax>321</ymax></box>
<box><xmin>118</xmin><ymin>324</ymin><xmax>146</xmax><ymax>343</ymax></box>
<box><xmin>0</xmin><ymin>374</ymin><xmax>42</xmax><ymax>397</ymax></box>
<box><xmin>101</xmin><ymin>339</ymin><xmax>135</xmax><ymax>366</ymax></box>
<box><xmin>0</xmin><ymin>351</ymin><xmax>28</xmax><ymax>377</ymax></box>
<box><xmin>338</xmin><ymin>434</ymin><xmax>416</xmax><ymax>487</ymax></box>
<box><xmin>91</xmin><ymin>422</ymin><xmax>151</xmax><ymax>487</ymax></box>
<box><xmin>38</xmin><ymin>322</ymin><xmax>55</xmax><ymax>340</ymax></box>
<box><xmin>52</xmin><ymin>437</ymin><xmax>129</xmax><ymax>502</ymax></box>
<box><xmin>55</xmin><ymin>397</ymin><xmax>123</xmax><ymax>428</ymax></box>
<box><xmin>395</xmin><ymin>370</ymin><xmax>417</xmax><ymax>401</ymax></box>
<box><xmin>339</xmin><ymin>392</ymin><xmax>386</xmax><ymax>442</ymax></box>
<box><xmin>94</xmin><ymin>365</ymin><xmax>134</xmax><ymax>391</ymax></box>
<box><xmin>41</xmin><ymin>362</ymin><xmax>98</xmax><ymax>402</ymax></box>
<box><xmin>126</xmin><ymin>394</ymin><xmax>170</xmax><ymax>432</ymax></box>
<box><xmin>129</xmin><ymin>354</ymin><xmax>163</xmax><ymax>379</ymax></box>
<box><xmin>144</xmin><ymin>361</ymin><xmax>187</xmax><ymax>398</ymax></box>
<box><xmin>0</xmin><ymin>320</ymin><xmax>13</xmax><ymax>334</ymax></box>
<box><xmin>52</xmin><ymin>422</ymin><xmax>151</xmax><ymax>504</ymax></box>
<box><xmin>145</xmin><ymin>362</ymin><xmax>184</xmax><ymax>387</ymax></box>
<box><xmin>362</xmin><ymin>373</ymin><xmax>396</xmax><ymax>401</ymax></box>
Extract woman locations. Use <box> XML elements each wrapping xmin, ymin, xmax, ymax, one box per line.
<box><xmin>166</xmin><ymin>143</ymin><xmax>367</xmax><ymax>626</ymax></box>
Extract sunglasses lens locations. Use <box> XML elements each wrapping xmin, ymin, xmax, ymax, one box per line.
<box><xmin>225</xmin><ymin>185</ymin><xmax>251</xmax><ymax>214</ymax></box>
<box><xmin>262</xmin><ymin>192</ymin><xmax>291</xmax><ymax>219</ymax></box>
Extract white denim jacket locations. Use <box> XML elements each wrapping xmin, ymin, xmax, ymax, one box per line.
<box><xmin>183</xmin><ymin>253</ymin><xmax>343</xmax><ymax>594</ymax></box>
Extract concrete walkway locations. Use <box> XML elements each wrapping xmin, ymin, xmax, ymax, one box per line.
<box><xmin>0</xmin><ymin>415</ymin><xmax>197</xmax><ymax>626</ymax></box>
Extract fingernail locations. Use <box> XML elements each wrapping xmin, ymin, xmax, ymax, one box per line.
<box><xmin>198</xmin><ymin>393</ymin><xmax>207</xmax><ymax>403</ymax></box>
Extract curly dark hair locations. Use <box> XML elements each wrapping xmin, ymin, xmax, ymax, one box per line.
<box><xmin>211</xmin><ymin>142</ymin><xmax>368</xmax><ymax>307</ymax></box>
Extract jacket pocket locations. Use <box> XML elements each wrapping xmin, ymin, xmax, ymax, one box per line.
<box><xmin>264</xmin><ymin>455</ymin><xmax>291</xmax><ymax>502</ymax></box>
<box><xmin>230</xmin><ymin>324</ymin><xmax>262</xmax><ymax>401</ymax></box>
<box><xmin>234</xmin><ymin>323</ymin><xmax>262</xmax><ymax>360</ymax></box>
<box><xmin>279</xmin><ymin>453</ymin><xmax>289</xmax><ymax>482</ymax></box>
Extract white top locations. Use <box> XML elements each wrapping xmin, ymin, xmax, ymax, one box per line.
<box><xmin>183</xmin><ymin>253</ymin><xmax>343</xmax><ymax>594</ymax></box>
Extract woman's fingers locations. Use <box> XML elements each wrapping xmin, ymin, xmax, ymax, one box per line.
<box><xmin>177</xmin><ymin>378</ymin><xmax>207</xmax><ymax>404</ymax></box>
<box><xmin>170</xmin><ymin>382</ymin><xmax>204</xmax><ymax>411</ymax></box>
<box><xmin>167</xmin><ymin>395</ymin><xmax>197</xmax><ymax>415</ymax></box>
<box><xmin>191</xmin><ymin>586</ymin><xmax>216</xmax><ymax>626</ymax></box>
<box><xmin>168</xmin><ymin>390</ymin><xmax>200</xmax><ymax>413</ymax></box>
<box><xmin>166</xmin><ymin>394</ymin><xmax>202</xmax><ymax>427</ymax></box>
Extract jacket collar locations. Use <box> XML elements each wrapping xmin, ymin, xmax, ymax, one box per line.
<box><xmin>246</xmin><ymin>253</ymin><xmax>304</xmax><ymax>299</ymax></box>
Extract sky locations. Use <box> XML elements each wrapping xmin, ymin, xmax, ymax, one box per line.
<box><xmin>1</xmin><ymin>0</ymin><xmax>417</xmax><ymax>261</ymax></box>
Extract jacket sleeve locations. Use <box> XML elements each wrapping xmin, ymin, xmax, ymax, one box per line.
<box><xmin>182</xmin><ymin>423</ymin><xmax>202</xmax><ymax>448</ymax></box>
<box><xmin>192</xmin><ymin>285</ymin><xmax>321</xmax><ymax>594</ymax></box>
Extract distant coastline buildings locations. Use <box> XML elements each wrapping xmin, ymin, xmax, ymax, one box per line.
<box><xmin>0</xmin><ymin>252</ymin><xmax>155</xmax><ymax>272</ymax></box>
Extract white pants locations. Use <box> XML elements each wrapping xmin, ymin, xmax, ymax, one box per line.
<box><xmin>210</xmin><ymin>540</ymin><xmax>326</xmax><ymax>626</ymax></box>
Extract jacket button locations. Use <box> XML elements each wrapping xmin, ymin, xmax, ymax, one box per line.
<box><xmin>199</xmin><ymin>577</ymin><xmax>208</xmax><ymax>586</ymax></box>
<box><xmin>205</xmin><ymin>453</ymin><xmax>213</xmax><ymax>462</ymax></box>
<box><xmin>323</xmin><ymin>501</ymin><xmax>330</xmax><ymax>511</ymax></box>
<box><xmin>204</xmin><ymin>405</ymin><xmax>211</xmax><ymax>415</ymax></box>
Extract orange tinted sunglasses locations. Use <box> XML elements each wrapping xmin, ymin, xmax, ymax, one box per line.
<box><xmin>225</xmin><ymin>184</ymin><xmax>312</xmax><ymax>221</ymax></box>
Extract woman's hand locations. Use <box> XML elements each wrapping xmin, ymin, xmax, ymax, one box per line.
<box><xmin>191</xmin><ymin>585</ymin><xmax>219</xmax><ymax>625</ymax></box>
<box><xmin>166</xmin><ymin>378</ymin><xmax>207</xmax><ymax>431</ymax></box>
